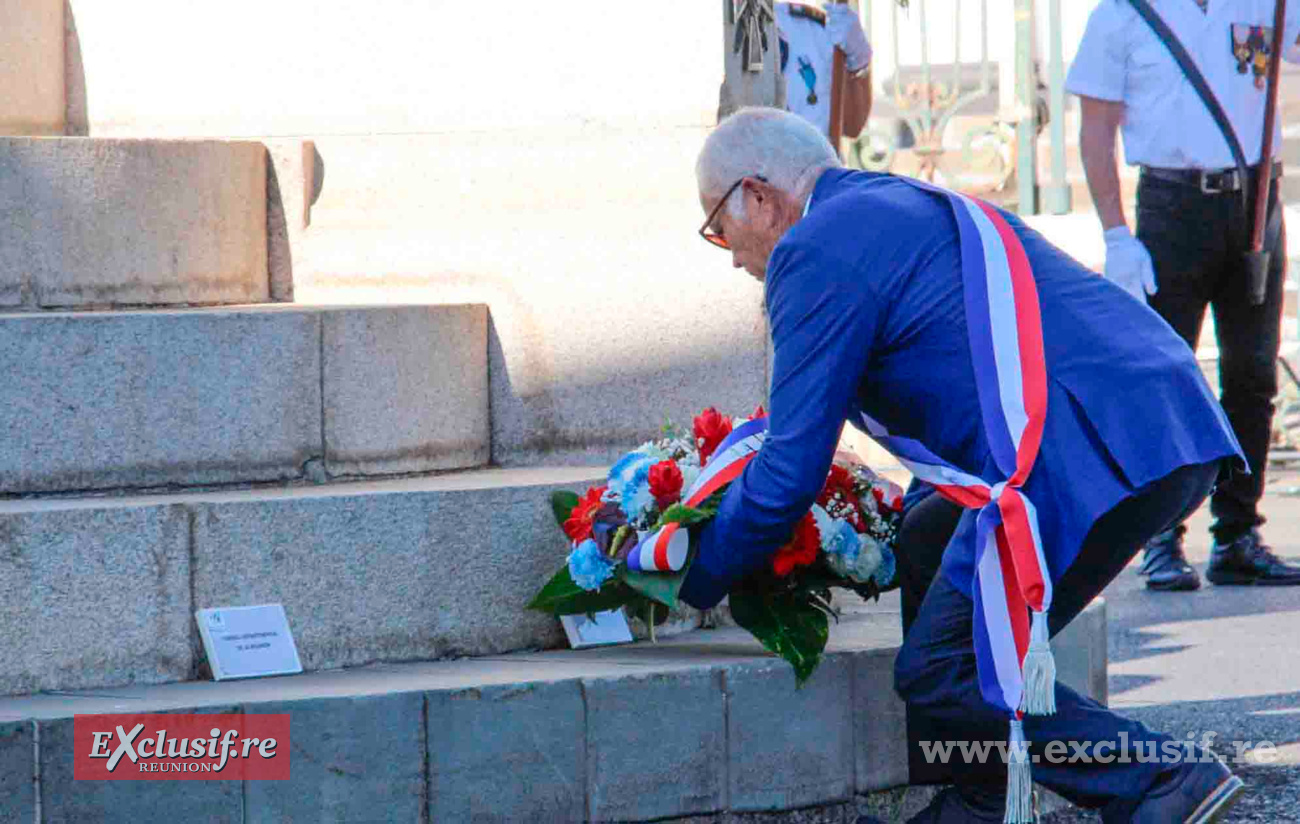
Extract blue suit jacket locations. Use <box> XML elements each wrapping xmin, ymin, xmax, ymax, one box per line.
<box><xmin>680</xmin><ymin>169</ymin><xmax>1242</xmax><ymax>609</ymax></box>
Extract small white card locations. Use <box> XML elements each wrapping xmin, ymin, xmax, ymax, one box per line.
<box><xmin>560</xmin><ymin>609</ymin><xmax>634</xmax><ymax>648</ymax></box>
<box><xmin>195</xmin><ymin>604</ymin><xmax>304</xmax><ymax>681</ymax></box>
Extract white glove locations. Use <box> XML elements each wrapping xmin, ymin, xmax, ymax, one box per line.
<box><xmin>1103</xmin><ymin>226</ymin><xmax>1157</xmax><ymax>301</ymax></box>
<box><xmin>826</xmin><ymin>3</ymin><xmax>872</xmax><ymax>72</ymax></box>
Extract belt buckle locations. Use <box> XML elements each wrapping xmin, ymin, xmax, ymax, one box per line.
<box><xmin>1200</xmin><ymin>170</ymin><xmax>1226</xmax><ymax>195</ymax></box>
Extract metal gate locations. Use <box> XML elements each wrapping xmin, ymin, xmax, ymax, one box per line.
<box><xmin>849</xmin><ymin>0</ymin><xmax>1071</xmax><ymax>215</ymax></box>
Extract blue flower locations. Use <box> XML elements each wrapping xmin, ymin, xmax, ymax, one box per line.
<box><xmin>852</xmin><ymin>534</ymin><xmax>883</xmax><ymax>583</ymax></box>
<box><xmin>568</xmin><ymin>539</ymin><xmax>615</xmax><ymax>591</ymax></box>
<box><xmin>607</xmin><ymin>452</ymin><xmax>656</xmax><ymax>520</ymax></box>
<box><xmin>824</xmin><ymin>518</ymin><xmax>861</xmax><ymax>561</ymax></box>
<box><xmin>873</xmin><ymin>545</ymin><xmax>897</xmax><ymax>589</ymax></box>
<box><xmin>609</xmin><ymin>451</ymin><xmax>651</xmax><ymax>484</ymax></box>
<box><xmin>821</xmin><ymin>516</ymin><xmax>862</xmax><ymax>579</ymax></box>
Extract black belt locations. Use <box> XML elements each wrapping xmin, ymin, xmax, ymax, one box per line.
<box><xmin>1140</xmin><ymin>161</ymin><xmax>1282</xmax><ymax>194</ymax></box>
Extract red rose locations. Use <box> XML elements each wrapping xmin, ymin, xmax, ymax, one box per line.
<box><xmin>563</xmin><ymin>486</ymin><xmax>607</xmax><ymax>543</ymax></box>
<box><xmin>818</xmin><ymin>465</ymin><xmax>864</xmax><ymax>529</ymax></box>
<box><xmin>648</xmin><ymin>460</ymin><xmax>684</xmax><ymax>510</ymax></box>
<box><xmin>772</xmin><ymin>512</ymin><xmax>820</xmax><ymax>577</ymax></box>
<box><xmin>819</xmin><ymin>465</ymin><xmax>858</xmax><ymax>506</ymax></box>
<box><xmin>693</xmin><ymin>407</ymin><xmax>733</xmax><ymax>465</ymax></box>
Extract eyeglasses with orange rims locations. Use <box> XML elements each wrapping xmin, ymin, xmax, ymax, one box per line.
<box><xmin>698</xmin><ymin>175</ymin><xmax>766</xmax><ymax>250</ymax></box>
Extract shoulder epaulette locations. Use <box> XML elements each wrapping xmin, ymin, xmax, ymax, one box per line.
<box><xmin>787</xmin><ymin>3</ymin><xmax>828</xmax><ymax>26</ymax></box>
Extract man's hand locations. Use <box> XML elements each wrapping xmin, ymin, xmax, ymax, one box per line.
<box><xmin>826</xmin><ymin>3</ymin><xmax>872</xmax><ymax>72</ymax></box>
<box><xmin>1103</xmin><ymin>226</ymin><xmax>1157</xmax><ymax>301</ymax></box>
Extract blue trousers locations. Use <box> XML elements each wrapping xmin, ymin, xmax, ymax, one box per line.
<box><xmin>892</xmin><ymin>460</ymin><xmax>1221</xmax><ymax>816</ymax></box>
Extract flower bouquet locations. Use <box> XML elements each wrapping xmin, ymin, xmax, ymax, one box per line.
<box><xmin>527</xmin><ymin>407</ymin><xmax>905</xmax><ymax>684</ymax></box>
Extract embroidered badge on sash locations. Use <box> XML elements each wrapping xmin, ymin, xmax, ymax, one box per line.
<box><xmin>797</xmin><ymin>56</ymin><xmax>818</xmax><ymax>104</ymax></box>
<box><xmin>1231</xmin><ymin>23</ymin><xmax>1273</xmax><ymax>89</ymax></box>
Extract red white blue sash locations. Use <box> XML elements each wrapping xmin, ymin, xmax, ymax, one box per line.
<box><xmin>859</xmin><ymin>179</ymin><xmax>1054</xmax><ymax>720</ymax></box>
<box><xmin>627</xmin><ymin>417</ymin><xmax>768</xmax><ymax>573</ymax></box>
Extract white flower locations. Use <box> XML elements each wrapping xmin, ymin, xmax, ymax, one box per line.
<box><xmin>637</xmin><ymin>441</ymin><xmax>673</xmax><ymax>463</ymax></box>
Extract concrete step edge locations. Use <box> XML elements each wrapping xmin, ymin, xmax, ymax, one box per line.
<box><xmin>0</xmin><ymin>614</ymin><xmax>898</xmax><ymax>721</ymax></box>
<box><xmin>0</xmin><ymin>464</ymin><xmax>609</xmax><ymax>514</ymax></box>
<box><xmin>2</xmin><ymin>617</ymin><xmax>907</xmax><ymax>821</ymax></box>
<box><xmin>0</xmin><ymin>301</ymin><xmax>488</xmax><ymax>320</ymax></box>
<box><xmin>0</xmin><ymin>602</ymin><xmax>1104</xmax><ymax>822</ymax></box>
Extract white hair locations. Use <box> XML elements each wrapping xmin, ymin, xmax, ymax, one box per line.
<box><xmin>696</xmin><ymin>107</ymin><xmax>841</xmax><ymax>219</ymax></box>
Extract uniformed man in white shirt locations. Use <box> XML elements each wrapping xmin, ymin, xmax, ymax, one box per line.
<box><xmin>776</xmin><ymin>2</ymin><xmax>874</xmax><ymax>141</ymax></box>
<box><xmin>1067</xmin><ymin>0</ymin><xmax>1300</xmax><ymax>591</ymax></box>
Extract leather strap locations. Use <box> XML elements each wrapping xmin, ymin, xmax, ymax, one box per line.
<box><xmin>1141</xmin><ymin>161</ymin><xmax>1282</xmax><ymax>194</ymax></box>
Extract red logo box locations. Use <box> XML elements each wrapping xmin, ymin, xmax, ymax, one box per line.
<box><xmin>73</xmin><ymin>714</ymin><xmax>290</xmax><ymax>780</ymax></box>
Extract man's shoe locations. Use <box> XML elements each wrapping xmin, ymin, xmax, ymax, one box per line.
<box><xmin>1207</xmin><ymin>529</ymin><xmax>1300</xmax><ymax>586</ymax></box>
<box><xmin>1129</xmin><ymin>750</ymin><xmax>1244</xmax><ymax>823</ymax></box>
<box><xmin>1139</xmin><ymin>529</ymin><xmax>1201</xmax><ymax>591</ymax></box>
<box><xmin>898</xmin><ymin>787</ymin><xmax>1007</xmax><ymax>822</ymax></box>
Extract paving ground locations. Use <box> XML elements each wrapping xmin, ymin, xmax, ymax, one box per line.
<box><xmin>1041</xmin><ymin>463</ymin><xmax>1300</xmax><ymax>822</ymax></box>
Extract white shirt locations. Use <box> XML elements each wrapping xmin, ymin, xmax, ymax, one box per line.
<box><xmin>1066</xmin><ymin>0</ymin><xmax>1300</xmax><ymax>169</ymax></box>
<box><xmin>776</xmin><ymin>3</ymin><xmax>838</xmax><ymax>137</ymax></box>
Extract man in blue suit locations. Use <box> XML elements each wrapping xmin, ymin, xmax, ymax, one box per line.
<box><xmin>684</xmin><ymin>108</ymin><xmax>1246</xmax><ymax>823</ymax></box>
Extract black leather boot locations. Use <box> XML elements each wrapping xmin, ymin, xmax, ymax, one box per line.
<box><xmin>1139</xmin><ymin>527</ymin><xmax>1201</xmax><ymax>591</ymax></box>
<box><xmin>1207</xmin><ymin>528</ymin><xmax>1300</xmax><ymax>586</ymax></box>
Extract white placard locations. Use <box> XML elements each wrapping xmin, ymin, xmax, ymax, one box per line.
<box><xmin>560</xmin><ymin>609</ymin><xmax>634</xmax><ymax>648</ymax></box>
<box><xmin>195</xmin><ymin>604</ymin><xmax>304</xmax><ymax>681</ymax></box>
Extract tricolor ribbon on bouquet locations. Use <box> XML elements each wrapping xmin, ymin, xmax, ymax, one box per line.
<box><xmin>857</xmin><ymin>180</ymin><xmax>1051</xmax><ymax>823</ymax></box>
<box><xmin>626</xmin><ymin>416</ymin><xmax>769</xmax><ymax>573</ymax></box>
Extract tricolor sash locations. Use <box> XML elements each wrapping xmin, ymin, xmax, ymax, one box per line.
<box><xmin>626</xmin><ymin>416</ymin><xmax>769</xmax><ymax>573</ymax></box>
<box><xmin>857</xmin><ymin>178</ymin><xmax>1056</xmax><ymax>726</ymax></box>
<box><xmin>855</xmin><ymin>178</ymin><xmax>1051</xmax><ymax>823</ymax></box>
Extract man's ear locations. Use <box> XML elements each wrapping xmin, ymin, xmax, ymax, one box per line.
<box><xmin>741</xmin><ymin>177</ymin><xmax>770</xmax><ymax>218</ymax></box>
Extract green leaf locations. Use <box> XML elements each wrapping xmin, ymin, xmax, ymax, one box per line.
<box><xmin>728</xmin><ymin>588</ymin><xmax>830</xmax><ymax>687</ymax></box>
<box><xmin>527</xmin><ymin>565</ymin><xmax>584</xmax><ymax>611</ymax></box>
<box><xmin>653</xmin><ymin>503</ymin><xmax>714</xmax><ymax>529</ymax></box>
<box><xmin>550</xmin><ymin>490</ymin><xmax>581</xmax><ymax>529</ymax></box>
<box><xmin>620</xmin><ymin>566</ymin><xmax>688</xmax><ymax>609</ymax></box>
<box><xmin>526</xmin><ymin>565</ymin><xmax>636</xmax><ymax>616</ymax></box>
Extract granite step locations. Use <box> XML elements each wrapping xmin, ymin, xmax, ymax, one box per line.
<box><xmin>0</xmin><ymin>138</ymin><xmax>270</xmax><ymax>310</ymax></box>
<box><xmin>0</xmin><ymin>467</ymin><xmax>602</xmax><ymax>696</ymax></box>
<box><xmin>0</xmin><ymin>303</ymin><xmax>488</xmax><ymax>495</ymax></box>
<box><xmin>0</xmin><ymin>599</ymin><xmax>1106</xmax><ymax>823</ymax></box>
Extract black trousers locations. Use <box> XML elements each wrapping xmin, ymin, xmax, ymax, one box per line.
<box><xmin>1137</xmin><ymin>169</ymin><xmax>1285</xmax><ymax>541</ymax></box>
<box><xmin>893</xmin><ymin>461</ymin><xmax>1220</xmax><ymax>817</ymax></box>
